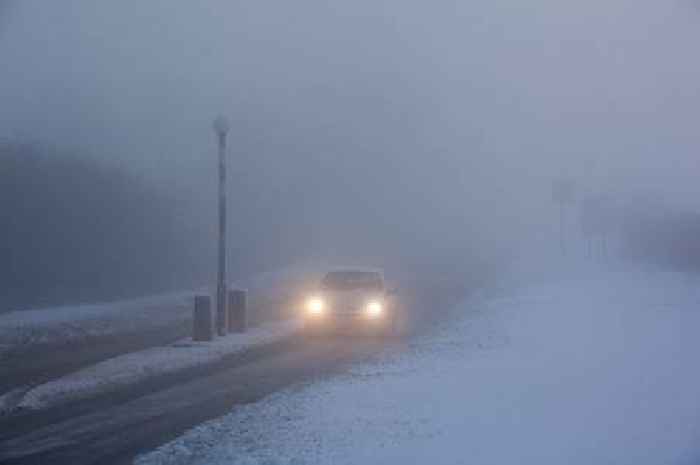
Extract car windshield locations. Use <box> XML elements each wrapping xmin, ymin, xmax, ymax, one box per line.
<box><xmin>321</xmin><ymin>271</ymin><xmax>383</xmax><ymax>291</ymax></box>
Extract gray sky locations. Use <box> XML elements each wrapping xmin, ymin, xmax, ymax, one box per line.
<box><xmin>2</xmin><ymin>0</ymin><xmax>699</xmax><ymax>265</ymax></box>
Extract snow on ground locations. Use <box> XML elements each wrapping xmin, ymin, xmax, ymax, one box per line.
<box><xmin>3</xmin><ymin>319</ymin><xmax>302</xmax><ymax>412</ymax></box>
<box><xmin>136</xmin><ymin>266</ymin><xmax>700</xmax><ymax>465</ymax></box>
<box><xmin>0</xmin><ymin>264</ymin><xmax>319</xmax><ymax>357</ymax></box>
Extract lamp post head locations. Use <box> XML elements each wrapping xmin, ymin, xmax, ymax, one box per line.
<box><xmin>213</xmin><ymin>115</ymin><xmax>230</xmax><ymax>137</ymax></box>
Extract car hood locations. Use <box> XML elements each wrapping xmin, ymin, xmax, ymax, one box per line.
<box><xmin>324</xmin><ymin>289</ymin><xmax>382</xmax><ymax>308</ymax></box>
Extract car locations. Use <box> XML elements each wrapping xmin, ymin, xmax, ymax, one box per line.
<box><xmin>301</xmin><ymin>268</ymin><xmax>397</xmax><ymax>336</ymax></box>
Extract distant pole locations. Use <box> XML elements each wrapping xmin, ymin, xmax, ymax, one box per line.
<box><xmin>213</xmin><ymin>115</ymin><xmax>230</xmax><ymax>336</ymax></box>
<box><xmin>552</xmin><ymin>178</ymin><xmax>574</xmax><ymax>257</ymax></box>
<box><xmin>559</xmin><ymin>201</ymin><xmax>566</xmax><ymax>256</ymax></box>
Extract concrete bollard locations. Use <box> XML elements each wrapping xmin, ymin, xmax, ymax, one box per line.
<box><xmin>216</xmin><ymin>290</ymin><xmax>228</xmax><ymax>337</ymax></box>
<box><xmin>193</xmin><ymin>295</ymin><xmax>214</xmax><ymax>341</ymax></box>
<box><xmin>227</xmin><ymin>289</ymin><xmax>247</xmax><ymax>333</ymax></box>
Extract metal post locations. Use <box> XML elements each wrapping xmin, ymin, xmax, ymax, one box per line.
<box><xmin>213</xmin><ymin>116</ymin><xmax>230</xmax><ymax>336</ymax></box>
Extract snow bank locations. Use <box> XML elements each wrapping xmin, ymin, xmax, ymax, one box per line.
<box><xmin>0</xmin><ymin>264</ymin><xmax>320</xmax><ymax>356</ymax></box>
<box><xmin>0</xmin><ymin>292</ymin><xmax>194</xmax><ymax>355</ymax></box>
<box><xmin>137</xmin><ymin>268</ymin><xmax>700</xmax><ymax>465</ymax></box>
<box><xmin>8</xmin><ymin>320</ymin><xmax>302</xmax><ymax>412</ymax></box>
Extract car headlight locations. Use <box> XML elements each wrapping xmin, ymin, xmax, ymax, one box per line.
<box><xmin>306</xmin><ymin>297</ymin><xmax>325</xmax><ymax>316</ymax></box>
<box><xmin>365</xmin><ymin>301</ymin><xmax>383</xmax><ymax>318</ymax></box>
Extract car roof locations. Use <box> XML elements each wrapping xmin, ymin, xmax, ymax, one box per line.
<box><xmin>325</xmin><ymin>267</ymin><xmax>384</xmax><ymax>275</ymax></box>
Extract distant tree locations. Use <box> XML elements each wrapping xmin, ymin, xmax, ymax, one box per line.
<box><xmin>618</xmin><ymin>199</ymin><xmax>700</xmax><ymax>271</ymax></box>
<box><xmin>0</xmin><ymin>142</ymin><xmax>189</xmax><ymax>310</ymax></box>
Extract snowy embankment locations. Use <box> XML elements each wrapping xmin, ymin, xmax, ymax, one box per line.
<box><xmin>138</xmin><ymin>267</ymin><xmax>700</xmax><ymax>465</ymax></box>
<box><xmin>0</xmin><ymin>264</ymin><xmax>320</xmax><ymax>413</ymax></box>
<box><xmin>0</xmin><ymin>292</ymin><xmax>194</xmax><ymax>356</ymax></box>
<box><xmin>0</xmin><ymin>264</ymin><xmax>318</xmax><ymax>357</ymax></box>
<box><xmin>2</xmin><ymin>319</ymin><xmax>301</xmax><ymax>412</ymax></box>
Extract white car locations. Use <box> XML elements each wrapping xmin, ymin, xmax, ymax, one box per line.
<box><xmin>302</xmin><ymin>268</ymin><xmax>397</xmax><ymax>336</ymax></box>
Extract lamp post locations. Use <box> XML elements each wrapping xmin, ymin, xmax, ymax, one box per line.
<box><xmin>213</xmin><ymin>115</ymin><xmax>230</xmax><ymax>336</ymax></box>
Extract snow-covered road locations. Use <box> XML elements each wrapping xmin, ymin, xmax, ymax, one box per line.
<box><xmin>137</xmin><ymin>267</ymin><xmax>700</xmax><ymax>465</ymax></box>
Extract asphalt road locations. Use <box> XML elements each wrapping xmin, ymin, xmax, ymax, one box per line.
<box><xmin>0</xmin><ymin>283</ymin><xmax>468</xmax><ymax>465</ymax></box>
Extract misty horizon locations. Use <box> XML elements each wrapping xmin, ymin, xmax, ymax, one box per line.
<box><xmin>2</xmin><ymin>0</ymin><xmax>700</xmax><ymax>309</ymax></box>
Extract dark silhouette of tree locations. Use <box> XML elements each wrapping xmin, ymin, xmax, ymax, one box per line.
<box><xmin>619</xmin><ymin>199</ymin><xmax>700</xmax><ymax>271</ymax></box>
<box><xmin>0</xmin><ymin>142</ymin><xmax>189</xmax><ymax>310</ymax></box>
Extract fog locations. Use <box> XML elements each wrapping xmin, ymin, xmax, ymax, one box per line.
<box><xmin>2</xmin><ymin>1</ymin><xmax>700</xmax><ymax>309</ymax></box>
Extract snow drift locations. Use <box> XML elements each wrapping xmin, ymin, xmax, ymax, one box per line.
<box><xmin>0</xmin><ymin>264</ymin><xmax>319</xmax><ymax>358</ymax></box>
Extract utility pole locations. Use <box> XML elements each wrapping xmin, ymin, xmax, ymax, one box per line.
<box><xmin>213</xmin><ymin>115</ymin><xmax>230</xmax><ymax>336</ymax></box>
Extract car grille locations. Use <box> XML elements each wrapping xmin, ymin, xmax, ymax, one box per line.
<box><xmin>333</xmin><ymin>304</ymin><xmax>361</xmax><ymax>316</ymax></box>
